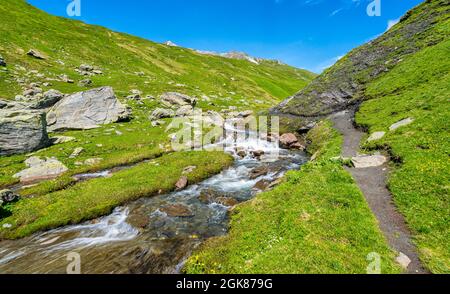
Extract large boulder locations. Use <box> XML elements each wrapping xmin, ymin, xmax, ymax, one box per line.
<box><xmin>160</xmin><ymin>92</ymin><xmax>196</xmax><ymax>107</ymax></box>
<box><xmin>0</xmin><ymin>108</ymin><xmax>49</xmax><ymax>156</ymax></box>
<box><xmin>46</xmin><ymin>87</ymin><xmax>131</xmax><ymax>132</ymax></box>
<box><xmin>279</xmin><ymin>133</ymin><xmax>298</xmax><ymax>148</ymax></box>
<box><xmin>26</xmin><ymin>49</ymin><xmax>46</xmax><ymax>60</ymax></box>
<box><xmin>149</xmin><ymin>108</ymin><xmax>175</xmax><ymax>121</ymax></box>
<box><xmin>31</xmin><ymin>89</ymin><xmax>64</xmax><ymax>109</ymax></box>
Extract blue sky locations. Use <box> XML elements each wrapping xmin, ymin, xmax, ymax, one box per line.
<box><xmin>27</xmin><ymin>0</ymin><xmax>424</xmax><ymax>73</ymax></box>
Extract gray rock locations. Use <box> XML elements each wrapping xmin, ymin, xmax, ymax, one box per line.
<box><xmin>279</xmin><ymin>133</ymin><xmax>298</xmax><ymax>148</ymax></box>
<box><xmin>13</xmin><ymin>156</ymin><xmax>68</xmax><ymax>183</ymax></box>
<box><xmin>23</xmin><ymin>87</ymin><xmax>42</xmax><ymax>97</ymax></box>
<box><xmin>176</xmin><ymin>105</ymin><xmax>194</xmax><ymax>117</ymax></box>
<box><xmin>160</xmin><ymin>204</ymin><xmax>194</xmax><ymax>217</ymax></box>
<box><xmin>396</xmin><ymin>252</ymin><xmax>412</xmax><ymax>270</ymax></box>
<box><xmin>175</xmin><ymin>176</ymin><xmax>188</xmax><ymax>190</ymax></box>
<box><xmin>31</xmin><ymin>89</ymin><xmax>64</xmax><ymax>109</ymax></box>
<box><xmin>46</xmin><ymin>87</ymin><xmax>132</xmax><ymax>132</ymax></box>
<box><xmin>69</xmin><ymin>147</ymin><xmax>84</xmax><ymax>159</ymax></box>
<box><xmin>0</xmin><ymin>108</ymin><xmax>49</xmax><ymax>156</ymax></box>
<box><xmin>27</xmin><ymin>49</ymin><xmax>46</xmax><ymax>60</ymax></box>
<box><xmin>160</xmin><ymin>92</ymin><xmax>196</xmax><ymax>107</ymax></box>
<box><xmin>367</xmin><ymin>131</ymin><xmax>386</xmax><ymax>142</ymax></box>
<box><xmin>78</xmin><ymin>79</ymin><xmax>92</xmax><ymax>87</ymax></box>
<box><xmin>84</xmin><ymin>158</ymin><xmax>103</xmax><ymax>165</ymax></box>
<box><xmin>352</xmin><ymin>155</ymin><xmax>387</xmax><ymax>168</ymax></box>
<box><xmin>389</xmin><ymin>118</ymin><xmax>414</xmax><ymax>131</ymax></box>
<box><xmin>149</xmin><ymin>108</ymin><xmax>175</xmax><ymax>120</ymax></box>
<box><xmin>51</xmin><ymin>136</ymin><xmax>75</xmax><ymax>145</ymax></box>
<box><xmin>237</xmin><ymin>110</ymin><xmax>253</xmax><ymax>118</ymax></box>
<box><xmin>0</xmin><ymin>189</ymin><xmax>19</xmax><ymax>204</ymax></box>
<box><xmin>79</xmin><ymin>64</ymin><xmax>94</xmax><ymax>72</ymax></box>
<box><xmin>0</xmin><ymin>99</ymin><xmax>8</xmax><ymax>109</ymax></box>
<box><xmin>151</xmin><ymin>120</ymin><xmax>165</xmax><ymax>127</ymax></box>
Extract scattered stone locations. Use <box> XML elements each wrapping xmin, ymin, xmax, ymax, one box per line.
<box><xmin>23</xmin><ymin>87</ymin><xmax>42</xmax><ymax>98</ymax></box>
<box><xmin>253</xmin><ymin>179</ymin><xmax>270</xmax><ymax>191</ymax></box>
<box><xmin>79</xmin><ymin>79</ymin><xmax>92</xmax><ymax>87</ymax></box>
<box><xmin>0</xmin><ymin>189</ymin><xmax>19</xmax><ymax>204</ymax></box>
<box><xmin>176</xmin><ymin>105</ymin><xmax>194</xmax><ymax>117</ymax></box>
<box><xmin>267</xmin><ymin>178</ymin><xmax>283</xmax><ymax>189</ymax></box>
<box><xmin>126</xmin><ymin>213</ymin><xmax>150</xmax><ymax>229</ymax></box>
<box><xmin>182</xmin><ymin>166</ymin><xmax>197</xmax><ymax>175</ymax></box>
<box><xmin>390</xmin><ymin>118</ymin><xmax>414</xmax><ymax>131</ymax></box>
<box><xmin>299</xmin><ymin>211</ymin><xmax>311</xmax><ymax>222</ymax></box>
<box><xmin>2</xmin><ymin>224</ymin><xmax>12</xmax><ymax>229</ymax></box>
<box><xmin>0</xmin><ymin>108</ymin><xmax>49</xmax><ymax>156</ymax></box>
<box><xmin>31</xmin><ymin>89</ymin><xmax>64</xmax><ymax>109</ymax></box>
<box><xmin>279</xmin><ymin>133</ymin><xmax>298</xmax><ymax>148</ymax></box>
<box><xmin>215</xmin><ymin>197</ymin><xmax>238</xmax><ymax>207</ymax></box>
<box><xmin>47</xmin><ymin>87</ymin><xmax>131</xmax><ymax>131</ymax></box>
<box><xmin>69</xmin><ymin>147</ymin><xmax>84</xmax><ymax>158</ymax></box>
<box><xmin>237</xmin><ymin>150</ymin><xmax>247</xmax><ymax>158</ymax></box>
<box><xmin>13</xmin><ymin>157</ymin><xmax>68</xmax><ymax>183</ymax></box>
<box><xmin>160</xmin><ymin>204</ymin><xmax>193</xmax><ymax>217</ymax></box>
<box><xmin>175</xmin><ymin>176</ymin><xmax>188</xmax><ymax>190</ymax></box>
<box><xmin>79</xmin><ymin>64</ymin><xmax>94</xmax><ymax>72</ymax></box>
<box><xmin>251</xmin><ymin>150</ymin><xmax>265</xmax><ymax>158</ymax></box>
<box><xmin>160</xmin><ymin>92</ymin><xmax>196</xmax><ymax>107</ymax></box>
<box><xmin>58</xmin><ymin>74</ymin><xmax>74</xmax><ymax>83</ymax></box>
<box><xmin>352</xmin><ymin>155</ymin><xmax>387</xmax><ymax>168</ymax></box>
<box><xmin>84</xmin><ymin>158</ymin><xmax>103</xmax><ymax>166</ymax></box>
<box><xmin>115</xmin><ymin>130</ymin><xmax>123</xmax><ymax>136</ymax></box>
<box><xmin>368</xmin><ymin>131</ymin><xmax>386</xmax><ymax>142</ymax></box>
<box><xmin>290</xmin><ymin>142</ymin><xmax>306</xmax><ymax>150</ymax></box>
<box><xmin>396</xmin><ymin>252</ymin><xmax>412</xmax><ymax>270</ymax></box>
<box><xmin>310</xmin><ymin>151</ymin><xmax>320</xmax><ymax>161</ymax></box>
<box><xmin>51</xmin><ymin>136</ymin><xmax>75</xmax><ymax>145</ymax></box>
<box><xmin>151</xmin><ymin>120</ymin><xmax>165</xmax><ymax>127</ymax></box>
<box><xmin>237</xmin><ymin>110</ymin><xmax>253</xmax><ymax>118</ymax></box>
<box><xmin>249</xmin><ymin>166</ymin><xmax>269</xmax><ymax>180</ymax></box>
<box><xmin>149</xmin><ymin>108</ymin><xmax>175</xmax><ymax>120</ymax></box>
<box><xmin>0</xmin><ymin>55</ymin><xmax>6</xmax><ymax>67</ymax></box>
<box><xmin>27</xmin><ymin>49</ymin><xmax>46</xmax><ymax>60</ymax></box>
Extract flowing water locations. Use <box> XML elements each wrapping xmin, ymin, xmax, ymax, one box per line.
<box><xmin>0</xmin><ymin>124</ymin><xmax>307</xmax><ymax>273</ymax></box>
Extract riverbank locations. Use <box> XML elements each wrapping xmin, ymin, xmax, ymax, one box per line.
<box><xmin>0</xmin><ymin>151</ymin><xmax>234</xmax><ymax>240</ymax></box>
<box><xmin>185</xmin><ymin>121</ymin><xmax>401</xmax><ymax>274</ymax></box>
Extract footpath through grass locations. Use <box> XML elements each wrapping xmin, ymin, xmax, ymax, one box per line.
<box><xmin>185</xmin><ymin>121</ymin><xmax>400</xmax><ymax>274</ymax></box>
<box><xmin>356</xmin><ymin>38</ymin><xmax>450</xmax><ymax>273</ymax></box>
<box><xmin>0</xmin><ymin>151</ymin><xmax>234</xmax><ymax>239</ymax></box>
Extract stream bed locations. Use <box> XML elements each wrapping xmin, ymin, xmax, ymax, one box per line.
<box><xmin>0</xmin><ymin>126</ymin><xmax>307</xmax><ymax>273</ymax></box>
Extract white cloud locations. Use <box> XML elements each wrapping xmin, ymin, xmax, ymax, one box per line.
<box><xmin>316</xmin><ymin>55</ymin><xmax>344</xmax><ymax>72</ymax></box>
<box><xmin>330</xmin><ymin>8</ymin><xmax>343</xmax><ymax>16</ymax></box>
<box><xmin>387</xmin><ymin>18</ymin><xmax>400</xmax><ymax>31</ymax></box>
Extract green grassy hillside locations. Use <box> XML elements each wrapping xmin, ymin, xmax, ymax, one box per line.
<box><xmin>185</xmin><ymin>122</ymin><xmax>400</xmax><ymax>274</ymax></box>
<box><xmin>355</xmin><ymin>38</ymin><xmax>450</xmax><ymax>273</ymax></box>
<box><xmin>273</xmin><ymin>0</ymin><xmax>449</xmax><ymax>126</ymax></box>
<box><xmin>0</xmin><ymin>0</ymin><xmax>315</xmax><ymax>111</ymax></box>
<box><xmin>187</xmin><ymin>0</ymin><xmax>449</xmax><ymax>273</ymax></box>
<box><xmin>0</xmin><ymin>0</ymin><xmax>314</xmax><ymax>239</ymax></box>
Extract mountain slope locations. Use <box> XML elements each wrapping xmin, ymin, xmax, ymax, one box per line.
<box><xmin>0</xmin><ymin>0</ymin><xmax>315</xmax><ymax>111</ymax></box>
<box><xmin>186</xmin><ymin>0</ymin><xmax>450</xmax><ymax>273</ymax></box>
<box><xmin>272</xmin><ymin>0</ymin><xmax>449</xmax><ymax>129</ymax></box>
